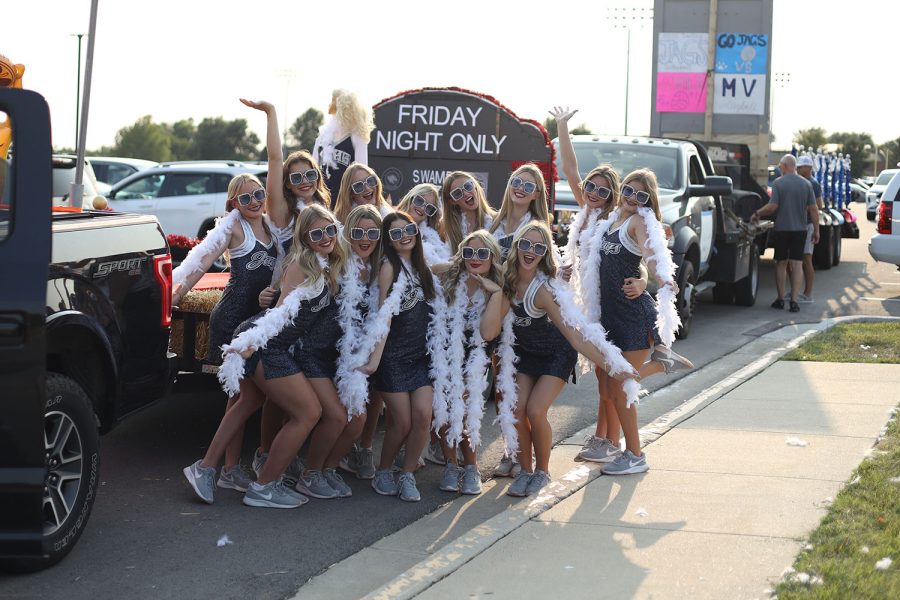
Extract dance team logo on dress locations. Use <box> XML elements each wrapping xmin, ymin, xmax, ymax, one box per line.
<box><xmin>246</xmin><ymin>250</ymin><xmax>276</xmax><ymax>271</ymax></box>
<box><xmin>601</xmin><ymin>240</ymin><xmax>622</xmax><ymax>255</ymax></box>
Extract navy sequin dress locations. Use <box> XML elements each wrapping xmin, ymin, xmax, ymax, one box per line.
<box><xmin>207</xmin><ymin>218</ymin><xmax>277</xmax><ymax>365</ymax></box>
<box><xmin>598</xmin><ymin>214</ymin><xmax>661</xmax><ymax>352</ymax></box>
<box><xmin>512</xmin><ymin>277</ymin><xmax>577</xmax><ymax>380</ymax></box>
<box><xmin>372</xmin><ymin>268</ymin><xmax>434</xmax><ymax>393</ymax></box>
<box><xmin>293</xmin><ymin>287</ymin><xmax>341</xmax><ymax>379</ymax></box>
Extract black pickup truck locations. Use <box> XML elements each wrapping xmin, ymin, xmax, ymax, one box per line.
<box><xmin>0</xmin><ymin>89</ymin><xmax>177</xmax><ymax>571</ymax></box>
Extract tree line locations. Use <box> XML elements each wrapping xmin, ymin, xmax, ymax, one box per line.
<box><xmin>793</xmin><ymin>127</ymin><xmax>900</xmax><ymax>179</ymax></box>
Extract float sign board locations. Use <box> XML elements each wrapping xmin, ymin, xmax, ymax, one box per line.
<box><xmin>369</xmin><ymin>88</ymin><xmax>554</xmax><ymax>210</ymax></box>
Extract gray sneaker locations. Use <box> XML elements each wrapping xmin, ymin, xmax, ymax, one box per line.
<box><xmin>252</xmin><ymin>448</ymin><xmax>268</xmax><ymax>478</ymax></box>
<box><xmin>355</xmin><ymin>447</ymin><xmax>376</xmax><ymax>480</ymax></box>
<box><xmin>372</xmin><ymin>469</ymin><xmax>398</xmax><ymax>496</ymax></box>
<box><xmin>243</xmin><ymin>479</ymin><xmax>308</xmax><ymax>508</ymax></box>
<box><xmin>183</xmin><ymin>460</ymin><xmax>216</xmax><ymax>504</ymax></box>
<box><xmin>425</xmin><ymin>440</ymin><xmax>446</xmax><ymax>465</ymax></box>
<box><xmin>460</xmin><ymin>465</ymin><xmax>483</xmax><ymax>495</ymax></box>
<box><xmin>439</xmin><ymin>463</ymin><xmax>462</xmax><ymax>492</ymax></box>
<box><xmin>393</xmin><ymin>447</ymin><xmax>425</xmax><ymax>472</ymax></box>
<box><xmin>398</xmin><ymin>472</ymin><xmax>421</xmax><ymax>502</ymax></box>
<box><xmin>576</xmin><ymin>436</ymin><xmax>621</xmax><ymax>464</ymax></box>
<box><xmin>506</xmin><ymin>470</ymin><xmax>533</xmax><ymax>497</ymax></box>
<box><xmin>283</xmin><ymin>455</ymin><xmax>305</xmax><ymax>487</ymax></box>
<box><xmin>339</xmin><ymin>446</ymin><xmax>360</xmax><ymax>474</ymax></box>
<box><xmin>601</xmin><ymin>450</ymin><xmax>649</xmax><ymax>475</ymax></box>
<box><xmin>217</xmin><ymin>464</ymin><xmax>255</xmax><ymax>492</ymax></box>
<box><xmin>295</xmin><ymin>469</ymin><xmax>338</xmax><ymax>499</ymax></box>
<box><xmin>797</xmin><ymin>293</ymin><xmax>814</xmax><ymax>304</ymax></box>
<box><xmin>651</xmin><ymin>347</ymin><xmax>694</xmax><ymax>375</ymax></box>
<box><xmin>323</xmin><ymin>468</ymin><xmax>352</xmax><ymax>498</ymax></box>
<box><xmin>494</xmin><ymin>454</ymin><xmax>522</xmax><ymax>478</ymax></box>
<box><xmin>525</xmin><ymin>469</ymin><xmax>551</xmax><ymax>495</ymax></box>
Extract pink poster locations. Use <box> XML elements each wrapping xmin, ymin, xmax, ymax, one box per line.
<box><xmin>656</xmin><ymin>72</ymin><xmax>707</xmax><ymax>113</ymax></box>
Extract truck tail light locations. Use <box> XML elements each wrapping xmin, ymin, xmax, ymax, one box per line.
<box><xmin>877</xmin><ymin>201</ymin><xmax>893</xmax><ymax>235</ymax></box>
<box><xmin>153</xmin><ymin>254</ymin><xmax>173</xmax><ymax>327</ymax></box>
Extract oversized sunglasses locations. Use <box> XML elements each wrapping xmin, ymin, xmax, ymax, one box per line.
<box><xmin>448</xmin><ymin>179</ymin><xmax>476</xmax><ymax>201</ymax></box>
<box><xmin>388</xmin><ymin>222</ymin><xmax>419</xmax><ymax>241</ymax></box>
<box><xmin>235</xmin><ymin>187</ymin><xmax>266</xmax><ymax>206</ymax></box>
<box><xmin>350</xmin><ymin>175</ymin><xmax>378</xmax><ymax>194</ymax></box>
<box><xmin>621</xmin><ymin>184</ymin><xmax>651</xmax><ymax>205</ymax></box>
<box><xmin>308</xmin><ymin>223</ymin><xmax>338</xmax><ymax>242</ymax></box>
<box><xmin>582</xmin><ymin>180</ymin><xmax>612</xmax><ymax>199</ymax></box>
<box><xmin>509</xmin><ymin>177</ymin><xmax>537</xmax><ymax>194</ymax></box>
<box><xmin>289</xmin><ymin>169</ymin><xmax>319</xmax><ymax>185</ymax></box>
<box><xmin>412</xmin><ymin>195</ymin><xmax>438</xmax><ymax>216</ymax></box>
<box><xmin>516</xmin><ymin>238</ymin><xmax>548</xmax><ymax>256</ymax></box>
<box><xmin>462</xmin><ymin>246</ymin><xmax>492</xmax><ymax>261</ymax></box>
<box><xmin>350</xmin><ymin>227</ymin><xmax>381</xmax><ymax>241</ymax></box>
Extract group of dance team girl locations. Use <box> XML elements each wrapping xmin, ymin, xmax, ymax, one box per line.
<box><xmin>178</xmin><ymin>100</ymin><xmax>694</xmax><ymax>509</ymax></box>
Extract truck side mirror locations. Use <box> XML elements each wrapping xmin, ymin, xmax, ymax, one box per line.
<box><xmin>688</xmin><ymin>175</ymin><xmax>733</xmax><ymax>198</ymax></box>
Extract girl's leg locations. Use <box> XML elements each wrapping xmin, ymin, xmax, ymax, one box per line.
<box><xmin>305</xmin><ymin>378</ymin><xmax>348</xmax><ymax>472</ymax></box>
<box><xmin>360</xmin><ymin>391</ymin><xmax>383</xmax><ymax>449</ymax></box>
<box><xmin>256</xmin><ymin>373</ymin><xmax>322</xmax><ymax>485</ymax></box>
<box><xmin>259</xmin><ymin>400</ymin><xmax>284</xmax><ymax>454</ymax></box>
<box><xmin>403</xmin><ymin>386</ymin><xmax>433</xmax><ymax>473</ymax></box>
<box><xmin>512</xmin><ymin>373</ymin><xmax>537</xmax><ymax>471</ymax></box>
<box><xmin>378</xmin><ymin>392</ymin><xmax>411</xmax><ymax>470</ymax></box>
<box><xmin>597</xmin><ymin>369</ymin><xmax>621</xmax><ymax>446</ymax></box>
<box><xmin>460</xmin><ymin>436</ymin><xmax>477</xmax><ymax>466</ymax></box>
<box><xmin>222</xmin><ymin>394</ymin><xmax>244</xmax><ymax>471</ymax></box>
<box><xmin>526</xmin><ymin>375</ymin><xmax>566</xmax><ymax>473</ymax></box>
<box><xmin>325</xmin><ymin>412</ymin><xmax>366</xmax><ymax>469</ymax></box>
<box><xmin>201</xmin><ymin>378</ymin><xmax>265</xmax><ymax>468</ymax></box>
<box><xmin>438</xmin><ymin>425</ymin><xmax>456</xmax><ymax>465</ymax></box>
<box><xmin>610</xmin><ymin>347</ymin><xmax>654</xmax><ymax>456</ymax></box>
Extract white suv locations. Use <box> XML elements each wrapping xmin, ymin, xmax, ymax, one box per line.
<box><xmin>106</xmin><ymin>161</ymin><xmax>267</xmax><ymax>238</ymax></box>
<box><xmin>868</xmin><ymin>171</ymin><xmax>900</xmax><ymax>268</ymax></box>
<box><xmin>866</xmin><ymin>169</ymin><xmax>898</xmax><ymax>221</ymax></box>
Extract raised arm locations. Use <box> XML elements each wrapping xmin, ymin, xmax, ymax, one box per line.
<box><xmin>532</xmin><ymin>285</ymin><xmax>616</xmax><ymax>371</ymax></box>
<box><xmin>549</xmin><ymin>106</ymin><xmax>584</xmax><ymax>206</ymax></box>
<box><xmin>240</xmin><ymin>98</ymin><xmax>290</xmax><ymax>229</ymax></box>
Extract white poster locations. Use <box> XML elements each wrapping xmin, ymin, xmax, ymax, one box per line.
<box><xmin>713</xmin><ymin>73</ymin><xmax>766</xmax><ymax>115</ymax></box>
<box><xmin>657</xmin><ymin>32</ymin><xmax>708</xmax><ymax>73</ymax></box>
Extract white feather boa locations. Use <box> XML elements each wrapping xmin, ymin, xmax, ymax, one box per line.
<box><xmin>333</xmin><ymin>257</ymin><xmax>371</xmax><ymax>418</ymax></box>
<box><xmin>216</xmin><ymin>275</ymin><xmax>326</xmax><ymax>396</ymax></box>
<box><xmin>420</xmin><ymin>221</ymin><xmax>452</xmax><ymax>266</ymax></box>
<box><xmin>637</xmin><ymin>207</ymin><xmax>681</xmax><ymax>348</ymax></box>
<box><xmin>492</xmin><ymin>312</ymin><xmax>519</xmax><ymax>457</ymax></box>
<box><xmin>581</xmin><ymin>210</ymin><xmax>617</xmax><ymax>323</ymax></box>
<box><xmin>172</xmin><ymin>210</ymin><xmax>241</xmax><ymax>290</ymax></box>
<box><xmin>425</xmin><ymin>275</ymin><xmax>452</xmax><ymax>431</ymax></box>
<box><xmin>562</xmin><ymin>207</ymin><xmax>605</xmax><ymax>373</ymax></box>
<box><xmin>313</xmin><ymin>116</ymin><xmax>340</xmax><ymax>173</ymax></box>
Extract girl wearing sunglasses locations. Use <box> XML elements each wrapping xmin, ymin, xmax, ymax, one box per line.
<box><xmin>432</xmin><ymin>231</ymin><xmax>505</xmax><ymax>495</ymax></box>
<box><xmin>334</xmin><ymin>164</ymin><xmax>392</xmax><ymax>223</ymax></box>
<box><xmin>582</xmin><ymin>168</ymin><xmax>693</xmax><ymax>476</ymax></box>
<box><xmin>440</xmin><ymin>171</ymin><xmax>495</xmax><ymax>257</ymax></box>
<box><xmin>172</xmin><ymin>172</ymin><xmax>279</xmax><ymax>494</ymax></box>
<box><xmin>185</xmin><ymin>205</ymin><xmax>349</xmax><ymax>508</ymax></box>
<box><xmin>496</xmin><ymin>222</ymin><xmax>639</xmax><ymax>497</ymax></box>
<box><xmin>356</xmin><ymin>210</ymin><xmax>444</xmax><ymax>502</ymax></box>
<box><xmin>397</xmin><ymin>183</ymin><xmax>452</xmax><ymax>266</ymax></box>
<box><xmin>313</xmin><ymin>89</ymin><xmax>375</xmax><ymax>202</ymax></box>
<box><xmin>489</xmin><ymin>164</ymin><xmax>551</xmax><ymax>259</ymax></box>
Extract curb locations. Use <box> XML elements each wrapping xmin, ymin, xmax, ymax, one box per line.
<box><xmin>347</xmin><ymin>316</ymin><xmax>899</xmax><ymax>600</ymax></box>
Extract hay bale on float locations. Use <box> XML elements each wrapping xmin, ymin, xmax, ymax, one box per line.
<box><xmin>169</xmin><ymin>289</ymin><xmax>222</xmax><ymax>359</ymax></box>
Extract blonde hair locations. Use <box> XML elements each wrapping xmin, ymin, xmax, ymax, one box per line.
<box><xmin>286</xmin><ymin>204</ymin><xmax>348</xmax><ymax>292</ymax></box>
<box><xmin>622</xmin><ymin>168</ymin><xmax>662</xmax><ymax>221</ymax></box>
<box><xmin>442</xmin><ymin>230</ymin><xmax>503</xmax><ymax>305</ymax></box>
<box><xmin>282</xmin><ymin>150</ymin><xmax>330</xmax><ymax>217</ymax></box>
<box><xmin>490</xmin><ymin>164</ymin><xmax>550</xmax><ymax>235</ymax></box>
<box><xmin>334</xmin><ymin>163</ymin><xmax>387</xmax><ymax>224</ymax></box>
<box><xmin>440</xmin><ymin>171</ymin><xmax>495</xmax><ymax>255</ymax></box>
<box><xmin>397</xmin><ymin>183</ymin><xmax>443</xmax><ymax>233</ymax></box>
<box><xmin>582</xmin><ymin>165</ymin><xmax>621</xmax><ymax>220</ymax></box>
<box><xmin>343</xmin><ymin>204</ymin><xmax>383</xmax><ymax>280</ymax></box>
<box><xmin>332</xmin><ymin>89</ymin><xmax>375</xmax><ymax>143</ymax></box>
<box><xmin>226</xmin><ymin>173</ymin><xmax>264</xmax><ymax>212</ymax></box>
<box><xmin>502</xmin><ymin>221</ymin><xmax>557</xmax><ymax>300</ymax></box>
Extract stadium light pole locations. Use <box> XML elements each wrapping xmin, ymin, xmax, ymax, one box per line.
<box><xmin>607</xmin><ymin>6</ymin><xmax>653</xmax><ymax>136</ymax></box>
<box><xmin>72</xmin><ymin>33</ymin><xmax>86</xmax><ymax>150</ymax></box>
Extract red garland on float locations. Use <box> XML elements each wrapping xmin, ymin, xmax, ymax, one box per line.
<box><xmin>167</xmin><ymin>234</ymin><xmax>200</xmax><ymax>250</ymax></box>
<box><xmin>374</xmin><ymin>86</ymin><xmax>559</xmax><ymax>191</ymax></box>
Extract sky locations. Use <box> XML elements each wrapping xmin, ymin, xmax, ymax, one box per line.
<box><xmin>4</xmin><ymin>0</ymin><xmax>898</xmax><ymax>153</ymax></box>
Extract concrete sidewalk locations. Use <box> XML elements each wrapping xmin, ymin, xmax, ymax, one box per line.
<box><xmin>296</xmin><ymin>317</ymin><xmax>899</xmax><ymax>600</ymax></box>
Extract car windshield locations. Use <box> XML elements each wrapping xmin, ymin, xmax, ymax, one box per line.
<box><xmin>875</xmin><ymin>171</ymin><xmax>898</xmax><ymax>186</ymax></box>
<box><xmin>554</xmin><ymin>141</ymin><xmax>682</xmax><ymax>190</ymax></box>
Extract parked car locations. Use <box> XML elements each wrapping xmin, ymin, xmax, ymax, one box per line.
<box><xmin>849</xmin><ymin>181</ymin><xmax>868</xmax><ymax>203</ymax></box>
<box><xmin>51</xmin><ymin>154</ymin><xmax>107</xmax><ymax>207</ymax></box>
<box><xmin>866</xmin><ymin>169</ymin><xmax>899</xmax><ymax>221</ymax></box>
<box><xmin>88</xmin><ymin>156</ymin><xmax>158</xmax><ymax>186</ymax></box>
<box><xmin>868</xmin><ymin>170</ymin><xmax>900</xmax><ymax>268</ymax></box>
<box><xmin>105</xmin><ymin>161</ymin><xmax>267</xmax><ymax>238</ymax></box>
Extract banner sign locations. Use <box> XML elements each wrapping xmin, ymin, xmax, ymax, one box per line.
<box><xmin>656</xmin><ymin>33</ymin><xmax>708</xmax><ymax>113</ymax></box>
<box><xmin>713</xmin><ymin>33</ymin><xmax>769</xmax><ymax>115</ymax></box>
<box><xmin>369</xmin><ymin>88</ymin><xmax>554</xmax><ymax>209</ymax></box>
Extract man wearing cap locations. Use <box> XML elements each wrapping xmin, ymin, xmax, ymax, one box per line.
<box><xmin>751</xmin><ymin>154</ymin><xmax>819</xmax><ymax>312</ymax></box>
<box><xmin>796</xmin><ymin>155</ymin><xmax>824</xmax><ymax>302</ymax></box>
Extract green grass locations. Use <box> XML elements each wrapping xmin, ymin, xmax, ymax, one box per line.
<box><xmin>775</xmin><ymin>322</ymin><xmax>900</xmax><ymax>599</ymax></box>
<box><xmin>783</xmin><ymin>322</ymin><xmax>900</xmax><ymax>364</ymax></box>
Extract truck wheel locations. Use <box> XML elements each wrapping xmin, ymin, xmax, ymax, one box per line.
<box><xmin>712</xmin><ymin>282</ymin><xmax>734</xmax><ymax>305</ymax></box>
<box><xmin>832</xmin><ymin>227</ymin><xmax>842</xmax><ymax>266</ymax></box>
<box><xmin>814</xmin><ymin>226</ymin><xmax>833</xmax><ymax>270</ymax></box>
<box><xmin>734</xmin><ymin>244</ymin><xmax>760</xmax><ymax>306</ymax></box>
<box><xmin>675</xmin><ymin>261</ymin><xmax>695</xmax><ymax>340</ymax></box>
<box><xmin>6</xmin><ymin>374</ymin><xmax>100</xmax><ymax>572</ymax></box>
